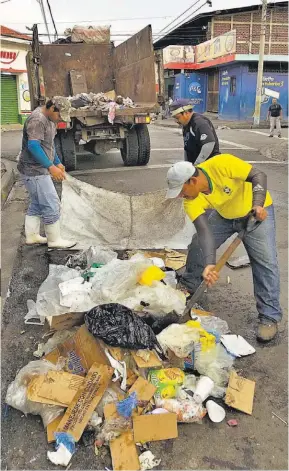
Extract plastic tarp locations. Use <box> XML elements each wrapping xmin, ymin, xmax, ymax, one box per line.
<box><xmin>60</xmin><ymin>176</ymin><xmax>195</xmax><ymax>250</ymax></box>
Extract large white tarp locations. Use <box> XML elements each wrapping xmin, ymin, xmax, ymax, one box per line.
<box><xmin>60</xmin><ymin>175</ymin><xmax>195</xmax><ymax>249</ymax></box>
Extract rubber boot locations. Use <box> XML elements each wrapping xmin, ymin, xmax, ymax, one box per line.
<box><xmin>25</xmin><ymin>215</ymin><xmax>47</xmax><ymax>245</ymax></box>
<box><xmin>44</xmin><ymin>221</ymin><xmax>76</xmax><ymax>249</ymax></box>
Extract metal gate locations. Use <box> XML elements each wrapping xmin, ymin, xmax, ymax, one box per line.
<box><xmin>1</xmin><ymin>74</ymin><xmax>19</xmax><ymax>124</ymax></box>
<box><xmin>207</xmin><ymin>68</ymin><xmax>219</xmax><ymax>113</ymax></box>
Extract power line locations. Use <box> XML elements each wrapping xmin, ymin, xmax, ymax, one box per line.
<box><xmin>2</xmin><ymin>15</ymin><xmax>174</xmax><ymax>26</ymax></box>
<box><xmin>46</xmin><ymin>0</ymin><xmax>58</xmax><ymax>38</ymax></box>
<box><xmin>157</xmin><ymin>0</ymin><xmax>204</xmax><ymax>35</ymax></box>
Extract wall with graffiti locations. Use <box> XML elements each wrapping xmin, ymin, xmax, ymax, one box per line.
<box><xmin>173</xmin><ymin>72</ymin><xmax>207</xmax><ymax>113</ymax></box>
<box><xmin>219</xmin><ymin>63</ymin><xmax>288</xmax><ymax>121</ymax></box>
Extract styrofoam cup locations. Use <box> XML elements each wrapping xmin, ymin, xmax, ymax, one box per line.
<box><xmin>206</xmin><ymin>400</ymin><xmax>226</xmax><ymax>423</ymax></box>
<box><xmin>193</xmin><ymin>376</ymin><xmax>214</xmax><ymax>403</ymax></box>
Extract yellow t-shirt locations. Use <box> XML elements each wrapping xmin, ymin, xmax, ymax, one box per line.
<box><xmin>184</xmin><ymin>154</ymin><xmax>272</xmax><ymax>222</ymax></box>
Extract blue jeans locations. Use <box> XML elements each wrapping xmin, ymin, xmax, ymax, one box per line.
<box><xmin>21</xmin><ymin>174</ymin><xmax>60</xmax><ymax>225</ymax></box>
<box><xmin>182</xmin><ymin>205</ymin><xmax>282</xmax><ymax>323</ymax></box>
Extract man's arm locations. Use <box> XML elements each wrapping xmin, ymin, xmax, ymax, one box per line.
<box><xmin>194</xmin><ymin>121</ymin><xmax>217</xmax><ymax>165</ymax></box>
<box><xmin>279</xmin><ymin>105</ymin><xmax>283</xmax><ymax>119</ymax></box>
<box><xmin>194</xmin><ymin>214</ymin><xmax>219</xmax><ymax>286</ymax></box>
<box><xmin>267</xmin><ymin>106</ymin><xmax>271</xmax><ymax>120</ymax></box>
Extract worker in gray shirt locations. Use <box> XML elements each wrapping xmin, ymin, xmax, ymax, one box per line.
<box><xmin>18</xmin><ymin>100</ymin><xmax>76</xmax><ymax>249</ymax></box>
<box><xmin>170</xmin><ymin>99</ymin><xmax>220</xmax><ymax>165</ymax></box>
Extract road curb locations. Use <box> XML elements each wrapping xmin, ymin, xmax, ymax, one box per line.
<box><xmin>152</xmin><ymin>121</ymin><xmax>272</xmax><ymax>130</ymax></box>
<box><xmin>1</xmin><ymin>167</ymin><xmax>16</xmax><ymax>207</ymax></box>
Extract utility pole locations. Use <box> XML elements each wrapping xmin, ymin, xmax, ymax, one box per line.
<box><xmin>253</xmin><ymin>0</ymin><xmax>268</xmax><ymax>125</ymax></box>
<box><xmin>37</xmin><ymin>0</ymin><xmax>51</xmax><ymax>43</ymax></box>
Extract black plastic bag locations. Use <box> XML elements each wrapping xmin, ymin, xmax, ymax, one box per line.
<box><xmin>85</xmin><ymin>303</ymin><xmax>166</xmax><ymax>359</ymax></box>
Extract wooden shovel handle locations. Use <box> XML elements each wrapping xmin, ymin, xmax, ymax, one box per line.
<box><xmin>214</xmin><ymin>235</ymin><xmax>242</xmax><ymax>272</ymax></box>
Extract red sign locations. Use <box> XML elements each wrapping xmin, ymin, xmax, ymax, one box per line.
<box><xmin>0</xmin><ymin>50</ymin><xmax>18</xmax><ymax>64</ymax></box>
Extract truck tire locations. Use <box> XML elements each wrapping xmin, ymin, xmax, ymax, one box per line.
<box><xmin>121</xmin><ymin>127</ymin><xmax>139</xmax><ymax>166</ymax></box>
<box><xmin>136</xmin><ymin>124</ymin><xmax>151</xmax><ymax>165</ymax></box>
<box><xmin>60</xmin><ymin>130</ymin><xmax>77</xmax><ymax>171</ymax></box>
<box><xmin>54</xmin><ymin>134</ymin><xmax>64</xmax><ymax>163</ymax></box>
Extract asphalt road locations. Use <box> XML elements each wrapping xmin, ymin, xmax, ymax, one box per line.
<box><xmin>1</xmin><ymin>125</ymin><xmax>288</xmax><ymax>470</ymax></box>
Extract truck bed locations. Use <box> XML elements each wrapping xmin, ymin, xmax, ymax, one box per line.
<box><xmin>70</xmin><ymin>102</ymin><xmax>159</xmax><ymax>118</ymax></box>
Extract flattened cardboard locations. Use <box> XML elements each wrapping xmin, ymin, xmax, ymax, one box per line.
<box><xmin>37</xmin><ymin>371</ymin><xmax>84</xmax><ymax>406</ymax></box>
<box><xmin>27</xmin><ymin>376</ymin><xmax>66</xmax><ymax>407</ymax></box>
<box><xmin>131</xmin><ymin>350</ymin><xmax>162</xmax><ymax>369</ymax></box>
<box><xmin>104</xmin><ymin>403</ymin><xmax>140</xmax><ymax>471</ymax></box>
<box><xmin>45</xmin><ymin>312</ymin><xmax>84</xmax><ymax>331</ymax></box>
<box><xmin>47</xmin><ymin>415</ymin><xmax>64</xmax><ymax>443</ymax></box>
<box><xmin>45</xmin><ymin>325</ymin><xmax>109</xmax><ymax>375</ymax></box>
<box><xmin>57</xmin><ymin>363</ymin><xmax>113</xmax><ymax>441</ymax></box>
<box><xmin>133</xmin><ymin>413</ymin><xmax>178</xmax><ymax>443</ymax></box>
<box><xmin>225</xmin><ymin>371</ymin><xmax>255</xmax><ymax>415</ymax></box>
<box><xmin>191</xmin><ymin>308</ymin><xmax>213</xmax><ymax>317</ymax></box>
<box><xmin>129</xmin><ymin>377</ymin><xmax>156</xmax><ymax>415</ymax></box>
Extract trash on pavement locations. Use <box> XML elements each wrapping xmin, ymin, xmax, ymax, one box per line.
<box><xmin>227</xmin><ymin>419</ymin><xmax>238</xmax><ymax>427</ymax></box>
<box><xmin>131</xmin><ymin>350</ymin><xmax>162</xmax><ymax>369</ymax></box>
<box><xmin>116</xmin><ymin>392</ymin><xmax>138</xmax><ymax>417</ymax></box>
<box><xmin>56</xmin><ymin>363</ymin><xmax>113</xmax><ymax>441</ymax></box>
<box><xmin>193</xmin><ymin>376</ymin><xmax>215</xmax><ymax>404</ymax></box>
<box><xmin>47</xmin><ymin>432</ymin><xmax>75</xmax><ymax>467</ymax></box>
<box><xmin>139</xmin><ymin>266</ymin><xmax>165</xmax><ymax>286</ymax></box>
<box><xmin>226</xmin><ymin>254</ymin><xmax>250</xmax><ymax>269</ymax></box>
<box><xmin>33</xmin><ymin>329</ymin><xmax>77</xmax><ymax>358</ymax></box>
<box><xmin>139</xmin><ymin>451</ymin><xmax>161</xmax><ymax>471</ymax></box>
<box><xmin>27</xmin><ymin>371</ymin><xmax>84</xmax><ymax>406</ymax></box>
<box><xmin>133</xmin><ymin>413</ymin><xmax>178</xmax><ymax>442</ymax></box>
<box><xmin>155</xmin><ymin>397</ymin><xmax>206</xmax><ymax>423</ymax></box>
<box><xmin>157</xmin><ymin>324</ymin><xmax>200</xmax><ymax>358</ymax></box>
<box><xmin>194</xmin><ymin>344</ymin><xmax>234</xmax><ymax>387</ymax></box>
<box><xmin>104</xmin><ymin>348</ymin><xmax>127</xmax><ymax>391</ymax></box>
<box><xmin>148</xmin><ymin>368</ymin><xmax>185</xmax><ymax>399</ymax></box>
<box><xmin>206</xmin><ymin>400</ymin><xmax>226</xmax><ymax>423</ymax></box>
<box><xmin>220</xmin><ymin>335</ymin><xmax>256</xmax><ymax>357</ymax></box>
<box><xmin>128</xmin><ymin>377</ymin><xmax>156</xmax><ymax>415</ymax></box>
<box><xmin>225</xmin><ymin>371</ymin><xmax>255</xmax><ymax>415</ymax></box>
<box><xmin>47</xmin><ymin>415</ymin><xmax>64</xmax><ymax>443</ymax></box>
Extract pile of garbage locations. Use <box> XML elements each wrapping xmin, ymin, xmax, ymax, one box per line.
<box><xmin>6</xmin><ymin>247</ymin><xmax>256</xmax><ymax>469</ymax></box>
<box><xmin>54</xmin><ymin>25</ymin><xmax>111</xmax><ymax>45</ymax></box>
<box><xmin>53</xmin><ymin>91</ymin><xmax>135</xmax><ymax>123</ymax></box>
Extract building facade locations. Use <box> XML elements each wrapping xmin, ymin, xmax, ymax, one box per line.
<box><xmin>1</xmin><ymin>26</ymin><xmax>31</xmax><ymax>124</ymax></box>
<box><xmin>156</xmin><ymin>2</ymin><xmax>288</xmax><ymax>121</ymax></box>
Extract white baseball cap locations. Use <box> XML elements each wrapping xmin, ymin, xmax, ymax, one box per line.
<box><xmin>166</xmin><ymin>161</ymin><xmax>196</xmax><ymax>199</ymax></box>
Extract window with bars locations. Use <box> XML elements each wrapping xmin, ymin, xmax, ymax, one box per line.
<box><xmin>230</xmin><ymin>76</ymin><xmax>237</xmax><ymax>95</ymax></box>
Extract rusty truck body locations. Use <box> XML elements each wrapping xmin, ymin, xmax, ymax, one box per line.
<box><xmin>26</xmin><ymin>25</ymin><xmax>163</xmax><ymax>171</ymax></box>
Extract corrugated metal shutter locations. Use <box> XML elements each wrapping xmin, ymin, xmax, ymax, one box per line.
<box><xmin>1</xmin><ymin>74</ymin><xmax>19</xmax><ymax>124</ymax></box>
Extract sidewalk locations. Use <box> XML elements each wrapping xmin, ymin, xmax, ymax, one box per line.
<box><xmin>153</xmin><ymin>113</ymin><xmax>287</xmax><ymax>130</ymax></box>
<box><xmin>1</xmin><ymin>123</ymin><xmax>23</xmax><ymax>132</ymax></box>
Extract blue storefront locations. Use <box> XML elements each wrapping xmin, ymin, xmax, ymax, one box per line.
<box><xmin>219</xmin><ymin>63</ymin><xmax>288</xmax><ymax>121</ymax></box>
<box><xmin>173</xmin><ymin>72</ymin><xmax>207</xmax><ymax>113</ymax></box>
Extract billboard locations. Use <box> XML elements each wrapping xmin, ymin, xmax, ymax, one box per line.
<box><xmin>195</xmin><ymin>30</ymin><xmax>236</xmax><ymax>64</ymax></box>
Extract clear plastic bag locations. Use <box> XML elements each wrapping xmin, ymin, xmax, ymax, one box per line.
<box><xmin>155</xmin><ymin>397</ymin><xmax>206</xmax><ymax>423</ymax></box>
<box><xmin>86</xmin><ymin>246</ymin><xmax>117</xmax><ymax>266</ymax></box>
<box><xmin>96</xmin><ymin>388</ymin><xmax>119</xmax><ymax>417</ymax></box>
<box><xmin>194</xmin><ymin>344</ymin><xmax>234</xmax><ymax>387</ymax></box>
<box><xmin>120</xmin><ymin>282</ymin><xmax>186</xmax><ymax>316</ymax></box>
<box><xmin>157</xmin><ymin>324</ymin><xmax>200</xmax><ymax>358</ymax></box>
<box><xmin>5</xmin><ymin>360</ymin><xmax>64</xmax><ymax>427</ymax></box>
<box><xmin>198</xmin><ymin>316</ymin><xmax>230</xmax><ymax>337</ymax></box>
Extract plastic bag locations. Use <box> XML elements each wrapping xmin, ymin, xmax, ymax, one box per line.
<box><xmin>97</xmin><ymin>417</ymin><xmax>132</xmax><ymax>443</ymax></box>
<box><xmin>5</xmin><ymin>360</ymin><xmax>64</xmax><ymax>427</ymax></box>
<box><xmin>120</xmin><ymin>282</ymin><xmax>186</xmax><ymax>316</ymax></box>
<box><xmin>198</xmin><ymin>316</ymin><xmax>230</xmax><ymax>337</ymax></box>
<box><xmin>155</xmin><ymin>397</ymin><xmax>206</xmax><ymax>423</ymax></box>
<box><xmin>96</xmin><ymin>388</ymin><xmax>119</xmax><ymax>417</ymax></box>
<box><xmin>85</xmin><ymin>303</ymin><xmax>165</xmax><ymax>358</ymax></box>
<box><xmin>148</xmin><ymin>368</ymin><xmax>185</xmax><ymax>399</ymax></box>
<box><xmin>194</xmin><ymin>344</ymin><xmax>234</xmax><ymax>386</ymax></box>
<box><xmin>87</xmin><ymin>246</ymin><xmax>117</xmax><ymax>266</ymax></box>
<box><xmin>157</xmin><ymin>324</ymin><xmax>200</xmax><ymax>358</ymax></box>
<box><xmin>59</xmin><ymin>277</ymin><xmax>95</xmax><ymax>312</ymax></box>
<box><xmin>33</xmin><ymin>329</ymin><xmax>77</xmax><ymax>358</ymax></box>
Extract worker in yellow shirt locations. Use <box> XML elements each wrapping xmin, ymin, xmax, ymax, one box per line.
<box><xmin>166</xmin><ymin>154</ymin><xmax>282</xmax><ymax>342</ymax></box>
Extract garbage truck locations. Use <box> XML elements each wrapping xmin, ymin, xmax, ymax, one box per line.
<box><xmin>26</xmin><ymin>25</ymin><xmax>163</xmax><ymax>171</ymax></box>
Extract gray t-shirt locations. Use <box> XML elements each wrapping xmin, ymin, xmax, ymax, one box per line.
<box><xmin>18</xmin><ymin>107</ymin><xmax>56</xmax><ymax>176</ymax></box>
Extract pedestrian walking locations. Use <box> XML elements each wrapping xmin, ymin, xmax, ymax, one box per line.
<box><xmin>170</xmin><ymin>99</ymin><xmax>220</xmax><ymax>165</ymax></box>
<box><xmin>267</xmin><ymin>97</ymin><xmax>282</xmax><ymax>138</ymax></box>
<box><xmin>166</xmin><ymin>155</ymin><xmax>282</xmax><ymax>342</ymax></box>
<box><xmin>18</xmin><ymin>100</ymin><xmax>76</xmax><ymax>249</ymax></box>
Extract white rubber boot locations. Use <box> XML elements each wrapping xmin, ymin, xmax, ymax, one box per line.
<box><xmin>44</xmin><ymin>221</ymin><xmax>76</xmax><ymax>249</ymax></box>
<box><xmin>25</xmin><ymin>215</ymin><xmax>47</xmax><ymax>245</ymax></box>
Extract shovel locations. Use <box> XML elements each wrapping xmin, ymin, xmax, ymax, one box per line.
<box><xmin>182</xmin><ymin>212</ymin><xmax>261</xmax><ymax>318</ymax></box>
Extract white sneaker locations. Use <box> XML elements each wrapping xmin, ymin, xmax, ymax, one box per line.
<box><xmin>25</xmin><ymin>215</ymin><xmax>47</xmax><ymax>245</ymax></box>
<box><xmin>44</xmin><ymin>221</ymin><xmax>76</xmax><ymax>249</ymax></box>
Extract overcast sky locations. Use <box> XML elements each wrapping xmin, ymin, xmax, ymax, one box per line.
<box><xmin>1</xmin><ymin>0</ymin><xmax>286</xmax><ymax>44</ymax></box>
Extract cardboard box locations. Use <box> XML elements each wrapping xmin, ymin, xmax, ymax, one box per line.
<box><xmin>225</xmin><ymin>371</ymin><xmax>255</xmax><ymax>415</ymax></box>
<box><xmin>133</xmin><ymin>413</ymin><xmax>178</xmax><ymax>443</ymax></box>
<box><xmin>104</xmin><ymin>403</ymin><xmax>140</xmax><ymax>471</ymax></box>
<box><xmin>47</xmin><ymin>415</ymin><xmax>64</xmax><ymax>443</ymax></box>
<box><xmin>44</xmin><ymin>325</ymin><xmax>108</xmax><ymax>375</ymax></box>
<box><xmin>57</xmin><ymin>362</ymin><xmax>113</xmax><ymax>441</ymax></box>
<box><xmin>28</xmin><ymin>371</ymin><xmax>84</xmax><ymax>406</ymax></box>
<box><xmin>45</xmin><ymin>312</ymin><xmax>84</xmax><ymax>331</ymax></box>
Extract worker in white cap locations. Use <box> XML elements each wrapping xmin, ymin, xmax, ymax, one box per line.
<box><xmin>166</xmin><ymin>155</ymin><xmax>282</xmax><ymax>342</ymax></box>
<box><xmin>170</xmin><ymin>99</ymin><xmax>220</xmax><ymax>165</ymax></box>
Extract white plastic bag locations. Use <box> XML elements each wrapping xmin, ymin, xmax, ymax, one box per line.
<box><xmin>87</xmin><ymin>246</ymin><xmax>117</xmax><ymax>266</ymax></box>
<box><xmin>5</xmin><ymin>360</ymin><xmax>64</xmax><ymax>427</ymax></box>
<box><xmin>59</xmin><ymin>277</ymin><xmax>95</xmax><ymax>311</ymax></box>
<box><xmin>120</xmin><ymin>282</ymin><xmax>186</xmax><ymax>316</ymax></box>
<box><xmin>157</xmin><ymin>324</ymin><xmax>200</xmax><ymax>358</ymax></box>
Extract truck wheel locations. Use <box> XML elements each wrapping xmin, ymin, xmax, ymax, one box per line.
<box><xmin>121</xmin><ymin>127</ymin><xmax>139</xmax><ymax>166</ymax></box>
<box><xmin>54</xmin><ymin>134</ymin><xmax>64</xmax><ymax>163</ymax></box>
<box><xmin>136</xmin><ymin>124</ymin><xmax>151</xmax><ymax>165</ymax></box>
<box><xmin>60</xmin><ymin>130</ymin><xmax>77</xmax><ymax>171</ymax></box>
